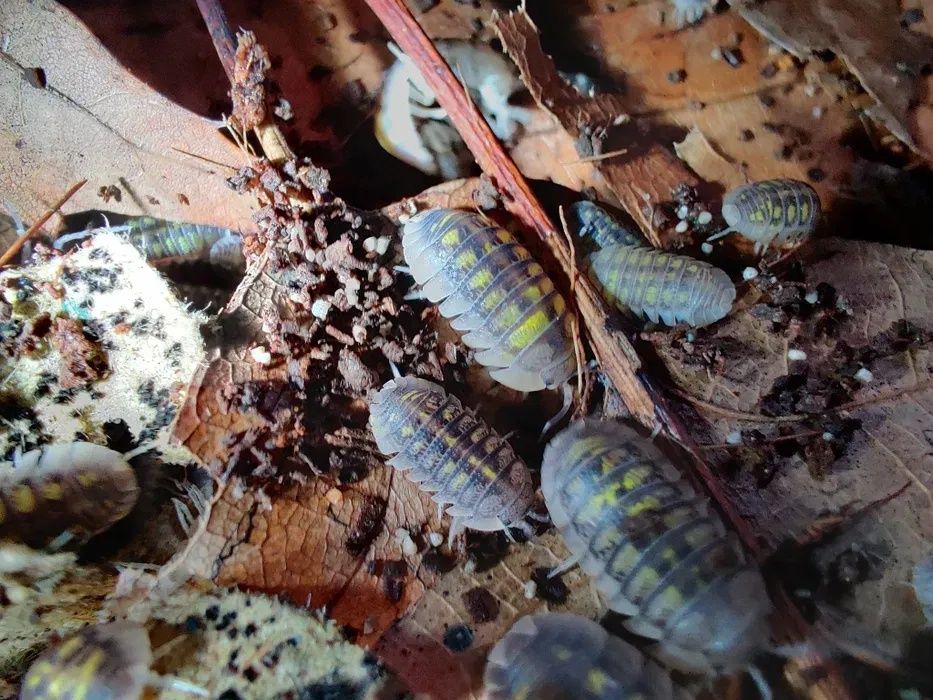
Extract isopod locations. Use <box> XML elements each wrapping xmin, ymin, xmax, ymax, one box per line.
<box><xmin>20</xmin><ymin>621</ymin><xmax>206</xmax><ymax>699</ymax></box>
<box><xmin>402</xmin><ymin>209</ymin><xmax>577</xmax><ymax>392</ymax></box>
<box><xmin>0</xmin><ymin>442</ymin><xmax>140</xmax><ymax>548</ymax></box>
<box><xmin>369</xmin><ymin>376</ymin><xmax>533</xmax><ymax>537</ymax></box>
<box><xmin>541</xmin><ymin>419</ymin><xmax>771</xmax><ymax>673</ymax></box>
<box><xmin>484</xmin><ymin>612</ymin><xmax>676</xmax><ymax>700</ymax></box>
<box><xmin>571</xmin><ymin>201</ymin><xmax>735</xmax><ymax>328</ymax></box>
<box><xmin>55</xmin><ymin>217</ymin><xmax>245</xmax><ymax>270</ymax></box>
<box><xmin>715</xmin><ymin>178</ymin><xmax>821</xmax><ymax>254</ymax></box>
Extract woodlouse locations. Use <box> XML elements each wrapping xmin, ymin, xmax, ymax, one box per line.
<box><xmin>55</xmin><ymin>218</ymin><xmax>245</xmax><ymax>270</ymax></box>
<box><xmin>572</xmin><ymin>201</ymin><xmax>735</xmax><ymax>328</ymax></box>
<box><xmin>402</xmin><ymin>209</ymin><xmax>577</xmax><ymax>391</ymax></box>
<box><xmin>484</xmin><ymin>612</ymin><xmax>676</xmax><ymax>700</ymax></box>
<box><xmin>369</xmin><ymin>376</ymin><xmax>533</xmax><ymax>537</ymax></box>
<box><xmin>716</xmin><ymin>179</ymin><xmax>821</xmax><ymax>254</ymax></box>
<box><xmin>541</xmin><ymin>420</ymin><xmax>771</xmax><ymax>673</ymax></box>
<box><xmin>0</xmin><ymin>442</ymin><xmax>140</xmax><ymax>547</ymax></box>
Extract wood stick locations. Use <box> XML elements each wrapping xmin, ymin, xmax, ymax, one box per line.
<box><xmin>0</xmin><ymin>180</ymin><xmax>86</xmax><ymax>267</ymax></box>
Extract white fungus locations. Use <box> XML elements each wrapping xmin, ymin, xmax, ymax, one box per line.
<box><xmin>787</xmin><ymin>348</ymin><xmax>808</xmax><ymax>361</ymax></box>
<box><xmin>677</xmin><ymin>205</ymin><xmax>690</xmax><ymax>220</ymax></box>
<box><xmin>250</xmin><ymin>346</ymin><xmax>272</xmax><ymax>365</ymax></box>
<box><xmin>523</xmin><ymin>580</ymin><xmax>537</xmax><ymax>599</ymax></box>
<box><xmin>854</xmin><ymin>367</ymin><xmax>874</xmax><ymax>384</ymax></box>
<box><xmin>428</xmin><ymin>532</ymin><xmax>444</xmax><ymax>548</ymax></box>
<box><xmin>701</xmin><ymin>242</ymin><xmax>714</xmax><ymax>255</ymax></box>
<box><xmin>742</xmin><ymin>266</ymin><xmax>759</xmax><ymax>281</ymax></box>
<box><xmin>804</xmin><ymin>290</ymin><xmax>819</xmax><ymax>305</ymax></box>
<box><xmin>675</xmin><ymin>220</ymin><xmax>689</xmax><ymax>234</ymax></box>
<box><xmin>697</xmin><ymin>211</ymin><xmax>713</xmax><ymax>225</ymax></box>
<box><xmin>726</xmin><ymin>431</ymin><xmax>743</xmax><ymax>445</ymax></box>
<box><xmin>822</xmin><ymin>432</ymin><xmax>835</xmax><ymax>442</ymax></box>
<box><xmin>311</xmin><ymin>299</ymin><xmax>332</xmax><ymax>320</ymax></box>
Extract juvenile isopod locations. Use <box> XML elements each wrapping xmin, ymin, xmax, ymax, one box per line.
<box><xmin>55</xmin><ymin>217</ymin><xmax>245</xmax><ymax>270</ymax></box>
<box><xmin>713</xmin><ymin>179</ymin><xmax>821</xmax><ymax>254</ymax></box>
<box><xmin>402</xmin><ymin>209</ymin><xmax>577</xmax><ymax>392</ymax></box>
<box><xmin>20</xmin><ymin>621</ymin><xmax>206</xmax><ymax>699</ymax></box>
<box><xmin>541</xmin><ymin>419</ymin><xmax>771</xmax><ymax>674</ymax></box>
<box><xmin>571</xmin><ymin>201</ymin><xmax>735</xmax><ymax>328</ymax></box>
<box><xmin>369</xmin><ymin>376</ymin><xmax>533</xmax><ymax>538</ymax></box>
<box><xmin>484</xmin><ymin>612</ymin><xmax>676</xmax><ymax>700</ymax></box>
<box><xmin>0</xmin><ymin>442</ymin><xmax>140</xmax><ymax>548</ymax></box>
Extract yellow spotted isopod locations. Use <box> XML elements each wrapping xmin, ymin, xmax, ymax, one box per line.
<box><xmin>484</xmin><ymin>612</ymin><xmax>677</xmax><ymax>700</ymax></box>
<box><xmin>402</xmin><ymin>209</ymin><xmax>577</xmax><ymax>392</ymax></box>
<box><xmin>572</xmin><ymin>201</ymin><xmax>735</xmax><ymax>328</ymax></box>
<box><xmin>717</xmin><ymin>178</ymin><xmax>821</xmax><ymax>254</ymax></box>
<box><xmin>369</xmin><ymin>376</ymin><xmax>533</xmax><ymax>538</ymax></box>
<box><xmin>542</xmin><ymin>420</ymin><xmax>771</xmax><ymax>675</ymax></box>
<box><xmin>0</xmin><ymin>442</ymin><xmax>140</xmax><ymax>548</ymax></box>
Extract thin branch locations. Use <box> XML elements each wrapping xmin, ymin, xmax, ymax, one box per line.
<box><xmin>0</xmin><ymin>180</ymin><xmax>86</xmax><ymax>267</ymax></box>
<box><xmin>363</xmin><ymin>0</ymin><xmax>657</xmax><ymax>429</ymax></box>
<box><xmin>194</xmin><ymin>0</ymin><xmax>237</xmax><ymax>82</ymax></box>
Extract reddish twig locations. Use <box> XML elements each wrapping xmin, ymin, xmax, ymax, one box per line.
<box><xmin>195</xmin><ymin>0</ymin><xmax>237</xmax><ymax>82</ymax></box>
<box><xmin>0</xmin><ymin>180</ymin><xmax>86</xmax><ymax>267</ymax></box>
<box><xmin>363</xmin><ymin>0</ymin><xmax>656</xmax><ymax>429</ymax></box>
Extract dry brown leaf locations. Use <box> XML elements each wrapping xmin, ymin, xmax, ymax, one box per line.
<box><xmin>0</xmin><ymin>0</ymin><xmax>253</xmax><ymax>228</ymax></box>
<box><xmin>733</xmin><ymin>0</ymin><xmax>933</xmax><ymax>159</ymax></box>
<box><xmin>653</xmin><ymin>238</ymin><xmax>933</xmax><ymax>658</ymax></box>
<box><xmin>674</xmin><ymin>126</ymin><xmax>746</xmax><ymax>191</ymax></box>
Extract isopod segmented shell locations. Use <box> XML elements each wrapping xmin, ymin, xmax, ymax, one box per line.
<box><xmin>401</xmin><ymin>209</ymin><xmax>577</xmax><ymax>392</ymax></box>
<box><xmin>572</xmin><ymin>202</ymin><xmax>735</xmax><ymax>328</ymax></box>
<box><xmin>721</xmin><ymin>178</ymin><xmax>821</xmax><ymax>254</ymax></box>
<box><xmin>0</xmin><ymin>442</ymin><xmax>140</xmax><ymax>547</ymax></box>
<box><xmin>20</xmin><ymin>621</ymin><xmax>152</xmax><ymax>700</ymax></box>
<box><xmin>542</xmin><ymin>420</ymin><xmax>771</xmax><ymax>672</ymax></box>
<box><xmin>369</xmin><ymin>376</ymin><xmax>533</xmax><ymax>533</ymax></box>
<box><xmin>484</xmin><ymin>612</ymin><xmax>676</xmax><ymax>700</ymax></box>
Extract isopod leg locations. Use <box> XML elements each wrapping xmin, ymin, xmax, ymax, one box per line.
<box><xmin>548</xmin><ymin>551</ymin><xmax>582</xmax><ymax>578</ymax></box>
<box><xmin>540</xmin><ymin>382</ymin><xmax>574</xmax><ymax>442</ymax></box>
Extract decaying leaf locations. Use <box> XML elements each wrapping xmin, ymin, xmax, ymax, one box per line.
<box><xmin>654</xmin><ymin>237</ymin><xmax>933</xmax><ymax>657</ymax></box>
<box><xmin>674</xmin><ymin>126</ymin><xmax>746</xmax><ymax>191</ymax></box>
<box><xmin>0</xmin><ymin>233</ymin><xmax>205</xmax><ymax>461</ymax></box>
<box><xmin>733</xmin><ymin>0</ymin><xmax>933</xmax><ymax>158</ymax></box>
<box><xmin>0</xmin><ymin>0</ymin><xmax>253</xmax><ymax>229</ymax></box>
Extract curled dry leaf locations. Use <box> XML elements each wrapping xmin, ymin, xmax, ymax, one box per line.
<box><xmin>0</xmin><ymin>0</ymin><xmax>252</xmax><ymax>228</ymax></box>
<box><xmin>733</xmin><ymin>0</ymin><xmax>933</xmax><ymax>159</ymax></box>
<box><xmin>653</xmin><ymin>237</ymin><xmax>933</xmax><ymax>659</ymax></box>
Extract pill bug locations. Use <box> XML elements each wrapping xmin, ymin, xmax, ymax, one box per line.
<box><xmin>541</xmin><ymin>420</ymin><xmax>771</xmax><ymax>673</ymax></box>
<box><xmin>369</xmin><ymin>376</ymin><xmax>533</xmax><ymax>537</ymax></box>
<box><xmin>55</xmin><ymin>217</ymin><xmax>245</xmax><ymax>270</ymax></box>
<box><xmin>401</xmin><ymin>209</ymin><xmax>577</xmax><ymax>392</ymax></box>
<box><xmin>571</xmin><ymin>202</ymin><xmax>735</xmax><ymax>328</ymax></box>
<box><xmin>20</xmin><ymin>622</ymin><xmax>153</xmax><ymax>700</ymax></box>
<box><xmin>0</xmin><ymin>442</ymin><xmax>140</xmax><ymax>548</ymax></box>
<box><xmin>716</xmin><ymin>179</ymin><xmax>821</xmax><ymax>254</ymax></box>
<box><xmin>484</xmin><ymin>612</ymin><xmax>676</xmax><ymax>700</ymax></box>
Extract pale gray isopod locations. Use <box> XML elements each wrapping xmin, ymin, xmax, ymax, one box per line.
<box><xmin>484</xmin><ymin>612</ymin><xmax>676</xmax><ymax>700</ymax></box>
<box><xmin>369</xmin><ymin>376</ymin><xmax>533</xmax><ymax>537</ymax></box>
<box><xmin>402</xmin><ymin>209</ymin><xmax>577</xmax><ymax>392</ymax></box>
<box><xmin>571</xmin><ymin>201</ymin><xmax>735</xmax><ymax>328</ymax></box>
<box><xmin>717</xmin><ymin>179</ymin><xmax>821</xmax><ymax>254</ymax></box>
<box><xmin>541</xmin><ymin>419</ymin><xmax>771</xmax><ymax>673</ymax></box>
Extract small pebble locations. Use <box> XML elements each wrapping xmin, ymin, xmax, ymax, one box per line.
<box><xmin>854</xmin><ymin>367</ymin><xmax>874</xmax><ymax>384</ymax></box>
<box><xmin>675</xmin><ymin>220</ymin><xmax>689</xmax><ymax>234</ymax></box>
<box><xmin>325</xmin><ymin>488</ymin><xmax>343</xmax><ymax>506</ymax></box>
<box><xmin>685</xmin><ymin>330</ymin><xmax>696</xmax><ymax>343</ymax></box>
<box><xmin>710</xmin><ymin>46</ymin><xmax>723</xmax><ymax>61</ymax></box>
<box><xmin>700</xmin><ymin>242</ymin><xmax>714</xmax><ymax>255</ymax></box>
<box><xmin>787</xmin><ymin>348</ymin><xmax>808</xmax><ymax>361</ymax></box>
<box><xmin>805</xmin><ymin>290</ymin><xmax>819</xmax><ymax>304</ymax></box>
<box><xmin>311</xmin><ymin>299</ymin><xmax>331</xmax><ymax>319</ymax></box>
<box><xmin>523</xmin><ymin>580</ymin><xmax>537</xmax><ymax>599</ymax></box>
<box><xmin>250</xmin><ymin>346</ymin><xmax>272</xmax><ymax>365</ymax></box>
<box><xmin>395</xmin><ymin>528</ymin><xmax>418</xmax><ymax>557</ymax></box>
<box><xmin>822</xmin><ymin>431</ymin><xmax>835</xmax><ymax>442</ymax></box>
<box><xmin>726</xmin><ymin>431</ymin><xmax>743</xmax><ymax>445</ymax></box>
<box><xmin>742</xmin><ymin>266</ymin><xmax>759</xmax><ymax>281</ymax></box>
<box><xmin>428</xmin><ymin>532</ymin><xmax>444</xmax><ymax>548</ymax></box>
<box><xmin>677</xmin><ymin>205</ymin><xmax>690</xmax><ymax>220</ymax></box>
<box><xmin>697</xmin><ymin>211</ymin><xmax>713</xmax><ymax>225</ymax></box>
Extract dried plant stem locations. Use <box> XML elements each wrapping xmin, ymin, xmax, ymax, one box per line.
<box><xmin>0</xmin><ymin>180</ymin><xmax>86</xmax><ymax>267</ymax></box>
